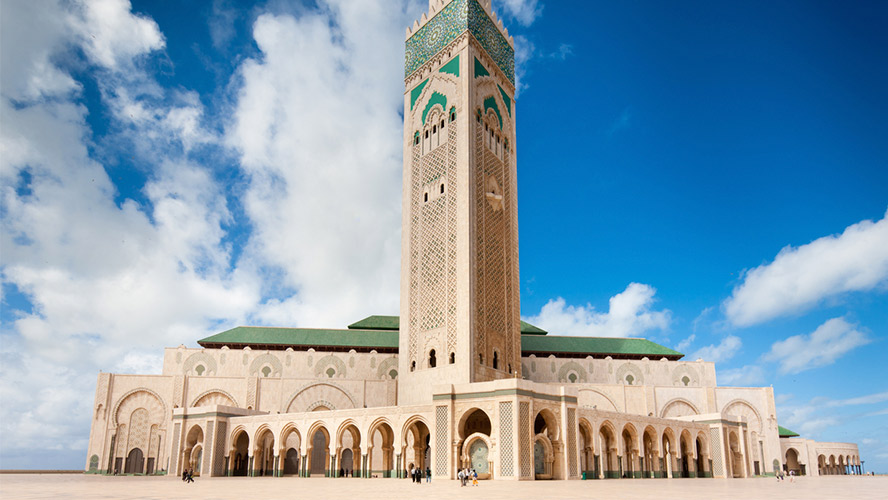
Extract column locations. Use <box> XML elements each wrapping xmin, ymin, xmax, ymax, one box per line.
<box><xmin>273</xmin><ymin>455</ymin><xmax>280</xmax><ymax>477</ymax></box>
<box><xmin>395</xmin><ymin>453</ymin><xmax>401</xmax><ymax>479</ymax></box>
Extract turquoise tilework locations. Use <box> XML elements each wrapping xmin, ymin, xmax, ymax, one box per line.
<box><xmin>405</xmin><ymin>0</ymin><xmax>514</xmax><ymax>85</ymax></box>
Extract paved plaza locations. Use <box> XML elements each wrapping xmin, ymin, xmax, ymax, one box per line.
<box><xmin>1</xmin><ymin>474</ymin><xmax>884</xmax><ymax>500</ymax></box>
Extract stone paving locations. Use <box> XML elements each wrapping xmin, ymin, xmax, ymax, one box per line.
<box><xmin>0</xmin><ymin>474</ymin><xmax>884</xmax><ymax>500</ymax></box>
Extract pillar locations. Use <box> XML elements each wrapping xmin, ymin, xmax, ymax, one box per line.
<box><xmin>273</xmin><ymin>455</ymin><xmax>280</xmax><ymax>477</ymax></box>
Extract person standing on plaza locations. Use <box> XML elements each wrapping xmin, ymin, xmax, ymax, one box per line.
<box><xmin>426</xmin><ymin>466</ymin><xmax>431</xmax><ymax>483</ymax></box>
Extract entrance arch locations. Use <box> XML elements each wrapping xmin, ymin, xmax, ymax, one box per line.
<box><xmin>125</xmin><ymin>448</ymin><xmax>144</xmax><ymax>474</ymax></box>
<box><xmin>599</xmin><ymin>421</ymin><xmax>619</xmax><ymax>479</ymax></box>
<box><xmin>621</xmin><ymin>424</ymin><xmax>639</xmax><ymax>478</ymax></box>
<box><xmin>367</xmin><ymin>419</ymin><xmax>395</xmax><ymax>478</ymax></box>
<box><xmin>534</xmin><ymin>408</ymin><xmax>562</xmax><ymax>479</ymax></box>
<box><xmin>728</xmin><ymin>430</ymin><xmax>745</xmax><ymax>478</ymax></box>
<box><xmin>695</xmin><ymin>433</ymin><xmax>709</xmax><ymax>477</ymax></box>
<box><xmin>229</xmin><ymin>429</ymin><xmax>249</xmax><ymax>476</ymax></box>
<box><xmin>279</xmin><ymin>425</ymin><xmax>301</xmax><ymax>476</ymax></box>
<box><xmin>533</xmin><ymin>434</ymin><xmax>554</xmax><ymax>480</ymax></box>
<box><xmin>336</xmin><ymin>421</ymin><xmax>361</xmax><ymax>477</ymax></box>
<box><xmin>463</xmin><ymin>433</ymin><xmax>492</xmax><ymax>477</ymax></box>
<box><xmin>786</xmin><ymin>448</ymin><xmax>801</xmax><ymax>475</ymax></box>
<box><xmin>308</xmin><ymin>425</ymin><xmax>331</xmax><ymax>476</ymax></box>
<box><xmin>642</xmin><ymin>426</ymin><xmax>658</xmax><ymax>478</ymax></box>
<box><xmin>253</xmin><ymin>427</ymin><xmax>275</xmax><ymax>476</ymax></box>
<box><xmin>661</xmin><ymin>428</ymin><xmax>677</xmax><ymax>478</ymax></box>
<box><xmin>578</xmin><ymin>419</ymin><xmax>595</xmax><ymax>476</ymax></box>
<box><xmin>679</xmin><ymin>430</ymin><xmax>694</xmax><ymax>478</ymax></box>
<box><xmin>182</xmin><ymin>425</ymin><xmax>204</xmax><ymax>476</ymax></box>
<box><xmin>402</xmin><ymin>417</ymin><xmax>431</xmax><ymax>478</ymax></box>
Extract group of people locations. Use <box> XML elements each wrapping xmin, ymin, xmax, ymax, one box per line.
<box><xmin>776</xmin><ymin>469</ymin><xmax>795</xmax><ymax>482</ymax></box>
<box><xmin>457</xmin><ymin>468</ymin><xmax>478</xmax><ymax>486</ymax></box>
<box><xmin>408</xmin><ymin>466</ymin><xmax>431</xmax><ymax>483</ymax></box>
<box><xmin>181</xmin><ymin>469</ymin><xmax>195</xmax><ymax>483</ymax></box>
<box><xmin>337</xmin><ymin>468</ymin><xmax>355</xmax><ymax>477</ymax></box>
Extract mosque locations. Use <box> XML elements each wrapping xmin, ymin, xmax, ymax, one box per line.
<box><xmin>84</xmin><ymin>0</ymin><xmax>862</xmax><ymax>481</ymax></box>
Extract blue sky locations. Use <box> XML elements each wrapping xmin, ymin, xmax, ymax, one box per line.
<box><xmin>1</xmin><ymin>0</ymin><xmax>886</xmax><ymax>472</ymax></box>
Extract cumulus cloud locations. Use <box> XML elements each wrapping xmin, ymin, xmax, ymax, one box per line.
<box><xmin>690</xmin><ymin>335</ymin><xmax>742</xmax><ymax>364</ymax></box>
<box><xmin>764</xmin><ymin>317</ymin><xmax>870</xmax><ymax>374</ymax></box>
<box><xmin>778</xmin><ymin>389</ymin><xmax>888</xmax><ymax>439</ymax></box>
<box><xmin>494</xmin><ymin>0</ymin><xmax>543</xmax><ymax>27</ymax></box>
<box><xmin>724</xmin><ymin>209</ymin><xmax>888</xmax><ymax>327</ymax></box>
<box><xmin>524</xmin><ymin>283</ymin><xmax>671</xmax><ymax>337</ymax></box>
<box><xmin>227</xmin><ymin>1</ymin><xmax>410</xmax><ymax>327</ymax></box>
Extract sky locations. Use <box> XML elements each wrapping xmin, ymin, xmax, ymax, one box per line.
<box><xmin>1</xmin><ymin>0</ymin><xmax>886</xmax><ymax>472</ymax></box>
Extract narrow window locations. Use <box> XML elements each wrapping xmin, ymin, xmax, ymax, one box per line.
<box><xmin>432</xmin><ymin>125</ymin><xmax>436</xmax><ymax>133</ymax></box>
<box><xmin>449</xmin><ymin>352</ymin><xmax>455</xmax><ymax>364</ymax></box>
<box><xmin>429</xmin><ymin>349</ymin><xmax>436</xmax><ymax>368</ymax></box>
<box><xmin>410</xmin><ymin>361</ymin><xmax>416</xmax><ymax>372</ymax></box>
<box><xmin>425</xmin><ymin>130</ymin><xmax>429</xmax><ymax>138</ymax></box>
<box><xmin>493</xmin><ymin>351</ymin><xmax>499</xmax><ymax>370</ymax></box>
<box><xmin>440</xmin><ymin>183</ymin><xmax>445</xmax><ymax>194</ymax></box>
<box><xmin>440</xmin><ymin>119</ymin><xmax>445</xmax><ymax>128</ymax></box>
<box><xmin>424</xmin><ymin>192</ymin><xmax>428</xmax><ymax>202</ymax></box>
<box><xmin>479</xmin><ymin>354</ymin><xmax>484</xmax><ymax>365</ymax></box>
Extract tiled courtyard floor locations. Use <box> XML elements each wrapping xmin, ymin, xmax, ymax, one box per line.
<box><xmin>0</xmin><ymin>474</ymin><xmax>884</xmax><ymax>500</ymax></box>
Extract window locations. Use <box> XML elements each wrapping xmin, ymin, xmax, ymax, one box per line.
<box><xmin>425</xmin><ymin>130</ymin><xmax>429</xmax><ymax>138</ymax></box>
<box><xmin>682</xmin><ymin>376</ymin><xmax>690</xmax><ymax>386</ymax></box>
<box><xmin>432</xmin><ymin>125</ymin><xmax>436</xmax><ymax>133</ymax></box>
<box><xmin>479</xmin><ymin>354</ymin><xmax>484</xmax><ymax>365</ymax></box>
<box><xmin>440</xmin><ymin>183</ymin><xmax>445</xmax><ymax>194</ymax></box>
<box><xmin>626</xmin><ymin>374</ymin><xmax>634</xmax><ymax>385</ymax></box>
<box><xmin>424</xmin><ymin>192</ymin><xmax>428</xmax><ymax>202</ymax></box>
<box><xmin>195</xmin><ymin>365</ymin><xmax>205</xmax><ymax>376</ymax></box>
<box><xmin>410</xmin><ymin>361</ymin><xmax>416</xmax><ymax>372</ymax></box>
<box><xmin>261</xmin><ymin>366</ymin><xmax>272</xmax><ymax>377</ymax></box>
<box><xmin>429</xmin><ymin>349</ymin><xmax>436</xmax><ymax>368</ymax></box>
<box><xmin>449</xmin><ymin>352</ymin><xmax>455</xmax><ymax>364</ymax></box>
<box><xmin>326</xmin><ymin>367</ymin><xmax>335</xmax><ymax>378</ymax></box>
<box><xmin>440</xmin><ymin>119</ymin><xmax>444</xmax><ymax>128</ymax></box>
<box><xmin>493</xmin><ymin>351</ymin><xmax>499</xmax><ymax>370</ymax></box>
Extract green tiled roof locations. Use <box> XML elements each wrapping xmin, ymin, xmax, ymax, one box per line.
<box><xmin>347</xmin><ymin>315</ymin><xmax>548</xmax><ymax>335</ymax></box>
<box><xmin>520</xmin><ymin>321</ymin><xmax>547</xmax><ymax>335</ymax></box>
<box><xmin>520</xmin><ymin>335</ymin><xmax>683</xmax><ymax>359</ymax></box>
<box><xmin>199</xmin><ymin>327</ymin><xmax>399</xmax><ymax>352</ymax></box>
<box><xmin>778</xmin><ymin>426</ymin><xmax>800</xmax><ymax>438</ymax></box>
<box><xmin>348</xmin><ymin>315</ymin><xmax>399</xmax><ymax>331</ymax></box>
<box><xmin>198</xmin><ymin>324</ymin><xmax>681</xmax><ymax>360</ymax></box>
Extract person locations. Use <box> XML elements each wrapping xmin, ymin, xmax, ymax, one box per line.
<box><xmin>789</xmin><ymin>469</ymin><xmax>795</xmax><ymax>482</ymax></box>
<box><xmin>472</xmin><ymin>468</ymin><xmax>478</xmax><ymax>486</ymax></box>
<box><xmin>458</xmin><ymin>468</ymin><xmax>465</xmax><ymax>486</ymax></box>
<box><xmin>182</xmin><ymin>469</ymin><xmax>187</xmax><ymax>482</ymax></box>
<box><xmin>410</xmin><ymin>466</ymin><xmax>416</xmax><ymax>483</ymax></box>
<box><xmin>186</xmin><ymin>469</ymin><xmax>195</xmax><ymax>483</ymax></box>
<box><xmin>426</xmin><ymin>466</ymin><xmax>431</xmax><ymax>483</ymax></box>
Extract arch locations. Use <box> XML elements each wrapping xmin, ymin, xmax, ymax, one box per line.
<box><xmin>190</xmin><ymin>389</ymin><xmax>238</xmax><ymax>408</ymax></box>
<box><xmin>727</xmin><ymin>429</ymin><xmax>745</xmax><ymax>478</ymax></box>
<box><xmin>278</xmin><ymin>424</ymin><xmax>301</xmax><ymax>460</ymax></box>
<box><xmin>367</xmin><ymin>418</ymin><xmax>395</xmax><ymax>478</ymax></box>
<box><xmin>615</xmin><ymin>363</ymin><xmax>644</xmax><ymax>385</ymax></box>
<box><xmin>375</xmin><ymin>356</ymin><xmax>398</xmax><ymax>379</ymax></box>
<box><xmin>253</xmin><ymin>426</ymin><xmax>276</xmax><ymax>476</ymax></box>
<box><xmin>671</xmin><ymin>365</ymin><xmax>699</xmax><ymax>386</ymax></box>
<box><xmin>557</xmin><ymin>361</ymin><xmax>588</xmax><ymax>383</ymax></box>
<box><xmin>458</xmin><ymin>407</ymin><xmax>492</xmax><ymax>439</ymax></box>
<box><xmin>336</xmin><ymin>419</ymin><xmax>362</xmax><ymax>476</ymax></box>
<box><xmin>111</xmin><ymin>388</ymin><xmax>167</xmax><ymax>426</ymax></box>
<box><xmin>533</xmin><ymin>433</ymin><xmax>555</xmax><ymax>480</ymax></box>
<box><xmin>229</xmin><ymin>427</ymin><xmax>250</xmax><ymax>476</ymax></box>
<box><xmin>721</xmin><ymin>399</ymin><xmax>763</xmax><ymax>433</ymax></box>
<box><xmin>284</xmin><ymin>382</ymin><xmax>356</xmax><ymax>413</ymax></box>
<box><xmin>578</xmin><ymin>418</ymin><xmax>595</xmax><ymax>474</ymax></box>
<box><xmin>679</xmin><ymin>429</ymin><xmax>695</xmax><ymax>478</ymax></box>
<box><xmin>313</xmin><ymin>354</ymin><xmax>346</xmax><ymax>378</ymax></box>
<box><xmin>248</xmin><ymin>353</ymin><xmax>283</xmax><ymax>377</ymax></box>
<box><xmin>695</xmin><ymin>433</ymin><xmax>708</xmax><ymax>477</ymax></box>
<box><xmin>307</xmin><ymin>424</ymin><xmax>331</xmax><ymax>476</ymax></box>
<box><xmin>182</xmin><ymin>351</ymin><xmax>218</xmax><ymax>376</ymax></box>
<box><xmin>534</xmin><ymin>407</ymin><xmax>560</xmax><ymax>442</ymax></box>
<box><xmin>461</xmin><ymin>432</ymin><xmax>493</xmax><ymax>477</ymax></box>
<box><xmin>598</xmin><ymin>420</ymin><xmax>619</xmax><ymax>479</ymax></box>
<box><xmin>402</xmin><ymin>416</ymin><xmax>431</xmax><ymax>475</ymax></box>
<box><xmin>125</xmin><ymin>448</ymin><xmax>144</xmax><ymax>474</ymax></box>
<box><xmin>660</xmin><ymin>398</ymin><xmax>700</xmax><ymax>418</ymax></box>
<box><xmin>621</xmin><ymin>423</ymin><xmax>640</xmax><ymax>478</ymax></box>
<box><xmin>661</xmin><ymin>427</ymin><xmax>677</xmax><ymax>479</ymax></box>
<box><xmin>641</xmin><ymin>425</ymin><xmax>659</xmax><ymax>478</ymax></box>
<box><xmin>786</xmin><ymin>447</ymin><xmax>802</xmax><ymax>475</ymax></box>
<box><xmin>182</xmin><ymin>424</ymin><xmax>204</xmax><ymax>476</ymax></box>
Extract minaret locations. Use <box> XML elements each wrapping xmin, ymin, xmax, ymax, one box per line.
<box><xmin>399</xmin><ymin>0</ymin><xmax>520</xmax><ymax>405</ymax></box>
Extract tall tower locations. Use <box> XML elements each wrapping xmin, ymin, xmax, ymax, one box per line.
<box><xmin>399</xmin><ymin>0</ymin><xmax>520</xmax><ymax>405</ymax></box>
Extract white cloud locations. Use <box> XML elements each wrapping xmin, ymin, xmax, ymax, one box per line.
<box><xmin>524</xmin><ymin>283</ymin><xmax>671</xmax><ymax>337</ymax></box>
<box><xmin>764</xmin><ymin>317</ymin><xmax>870</xmax><ymax>374</ymax></box>
<box><xmin>494</xmin><ymin>0</ymin><xmax>543</xmax><ymax>26</ymax></box>
<box><xmin>227</xmin><ymin>1</ymin><xmax>411</xmax><ymax>328</ymax></box>
<box><xmin>724</xmin><ymin>209</ymin><xmax>888</xmax><ymax>327</ymax></box>
<box><xmin>512</xmin><ymin>34</ymin><xmax>535</xmax><ymax>96</ymax></box>
<box><xmin>690</xmin><ymin>335</ymin><xmax>742</xmax><ymax>364</ymax></box>
<box><xmin>718</xmin><ymin>364</ymin><xmax>766</xmax><ymax>386</ymax></box>
<box><xmin>778</xmin><ymin>389</ymin><xmax>888</xmax><ymax>440</ymax></box>
<box><xmin>70</xmin><ymin>0</ymin><xmax>165</xmax><ymax>70</ymax></box>
<box><xmin>674</xmin><ymin>334</ymin><xmax>695</xmax><ymax>353</ymax></box>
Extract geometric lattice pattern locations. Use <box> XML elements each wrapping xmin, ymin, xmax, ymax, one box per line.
<box><xmin>499</xmin><ymin>401</ymin><xmax>514</xmax><ymax>476</ymax></box>
<box><xmin>474</xmin><ymin>112</ymin><xmax>518</xmax><ymax>372</ymax></box>
<box><xmin>408</xmin><ymin>112</ymin><xmax>458</xmax><ymax>365</ymax></box>
<box><xmin>435</xmin><ymin>406</ymin><xmax>449</xmax><ymax>476</ymax></box>
<box><xmin>214</xmin><ymin>422</ymin><xmax>227</xmax><ymax>476</ymax></box>
<box><xmin>128</xmin><ymin>408</ymin><xmax>149</xmax><ymax>453</ymax></box>
<box><xmin>518</xmin><ymin>402</ymin><xmax>532</xmax><ymax>477</ymax></box>
<box><xmin>710</xmin><ymin>428</ymin><xmax>724</xmax><ymax>478</ymax></box>
<box><xmin>567</xmin><ymin>408</ymin><xmax>578</xmax><ymax>478</ymax></box>
<box><xmin>203</xmin><ymin>421</ymin><xmax>214</xmax><ymax>475</ymax></box>
<box><xmin>170</xmin><ymin>423</ymin><xmax>181</xmax><ymax>473</ymax></box>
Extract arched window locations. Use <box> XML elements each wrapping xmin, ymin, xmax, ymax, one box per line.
<box><xmin>440</xmin><ymin>183</ymin><xmax>445</xmax><ymax>194</ymax></box>
<box><xmin>479</xmin><ymin>354</ymin><xmax>484</xmax><ymax>365</ymax></box>
<box><xmin>410</xmin><ymin>361</ymin><xmax>416</xmax><ymax>372</ymax></box>
<box><xmin>493</xmin><ymin>351</ymin><xmax>499</xmax><ymax>370</ymax></box>
<box><xmin>449</xmin><ymin>352</ymin><xmax>455</xmax><ymax>364</ymax></box>
<box><xmin>429</xmin><ymin>350</ymin><xmax>437</xmax><ymax>368</ymax></box>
